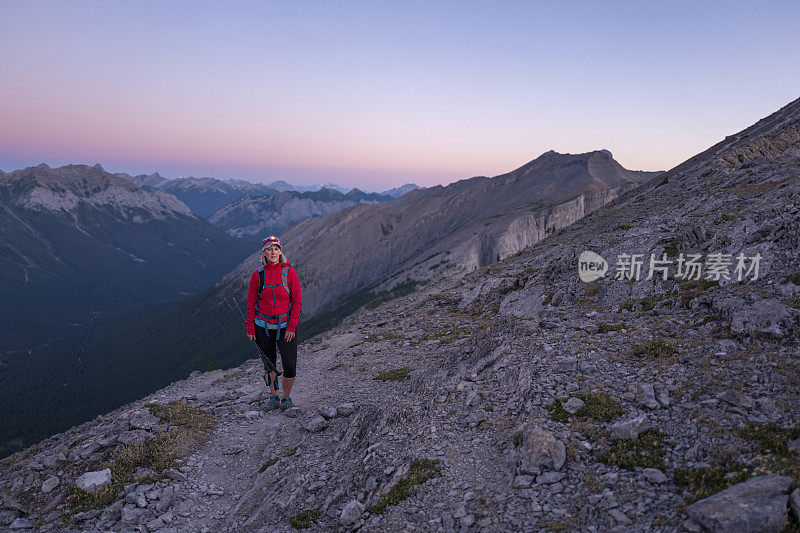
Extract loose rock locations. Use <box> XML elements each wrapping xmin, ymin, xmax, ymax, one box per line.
<box><xmin>41</xmin><ymin>476</ymin><xmax>59</xmax><ymax>493</ymax></box>
<box><xmin>686</xmin><ymin>474</ymin><xmax>792</xmax><ymax>533</ymax></box>
<box><xmin>518</xmin><ymin>428</ymin><xmax>566</xmax><ymax>473</ymax></box>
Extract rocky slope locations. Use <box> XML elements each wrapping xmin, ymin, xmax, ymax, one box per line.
<box><xmin>3</xmin><ymin>99</ymin><xmax>798</xmax><ymax>532</ymax></box>
<box><xmin>208</xmin><ymin>188</ymin><xmax>394</xmax><ymax>241</ymax></box>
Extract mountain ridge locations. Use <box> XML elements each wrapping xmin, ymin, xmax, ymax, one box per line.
<box><xmin>261</xmin><ymin>149</ymin><xmax>660</xmax><ymax>317</ymax></box>
<box><xmin>208</xmin><ymin>187</ymin><xmax>395</xmax><ymax>241</ymax></box>
<box><xmin>5</xmin><ymin>164</ymin><xmax>193</xmax><ymax>220</ymax></box>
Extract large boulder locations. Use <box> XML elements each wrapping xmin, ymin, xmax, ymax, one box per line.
<box><xmin>714</xmin><ymin>296</ymin><xmax>798</xmax><ymax>338</ymax></box>
<box><xmin>610</xmin><ymin>415</ymin><xmax>649</xmax><ymax>441</ymax></box>
<box><xmin>301</xmin><ymin>415</ymin><xmax>329</xmax><ymax>433</ymax></box>
<box><xmin>790</xmin><ymin>488</ymin><xmax>800</xmax><ymax>523</ymax></box>
<box><xmin>518</xmin><ymin>428</ymin><xmax>566</xmax><ymax>474</ymax></box>
<box><xmin>686</xmin><ymin>474</ymin><xmax>792</xmax><ymax>533</ymax></box>
<box><xmin>76</xmin><ymin>469</ymin><xmax>112</xmax><ymax>494</ymax></box>
<box><xmin>129</xmin><ymin>408</ymin><xmax>160</xmax><ymax>430</ymax></box>
<box><xmin>340</xmin><ymin>499</ymin><xmax>363</xmax><ymax>526</ymax></box>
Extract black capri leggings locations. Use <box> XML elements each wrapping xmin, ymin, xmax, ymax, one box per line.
<box><xmin>254</xmin><ymin>325</ymin><xmax>297</xmax><ymax>378</ymax></box>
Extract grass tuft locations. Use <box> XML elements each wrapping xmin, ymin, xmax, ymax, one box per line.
<box><xmin>259</xmin><ymin>457</ymin><xmax>279</xmax><ymax>473</ymax></box>
<box><xmin>369</xmin><ymin>459</ymin><xmax>441</xmax><ymax>514</ymax></box>
<box><xmin>146</xmin><ymin>401</ymin><xmax>214</xmax><ymax>430</ymax></box>
<box><xmin>677</xmin><ymin>279</ymin><xmax>719</xmax><ymax>308</ymax></box>
<box><xmin>289</xmin><ymin>508</ymin><xmax>321</xmax><ymax>529</ymax></box>
<box><xmin>663</xmin><ymin>239</ymin><xmax>679</xmax><ymax>257</ymax></box>
<box><xmin>67</xmin><ymin>402</ymin><xmax>214</xmax><ymax>515</ymax></box>
<box><xmin>674</xmin><ymin>466</ymin><xmax>751</xmax><ymax>504</ymax></box>
<box><xmin>374</xmin><ymin>367</ymin><xmax>413</xmax><ymax>382</ymax></box>
<box><xmin>631</xmin><ymin>338</ymin><xmax>677</xmax><ymax>359</ymax></box>
<box><xmin>597</xmin><ymin>323</ymin><xmax>624</xmax><ymax>334</ymax></box>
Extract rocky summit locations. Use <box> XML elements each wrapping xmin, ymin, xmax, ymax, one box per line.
<box><xmin>2</xmin><ymin>97</ymin><xmax>800</xmax><ymax>532</ymax></box>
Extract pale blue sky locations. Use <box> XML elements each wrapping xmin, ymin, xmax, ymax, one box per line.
<box><xmin>1</xmin><ymin>1</ymin><xmax>798</xmax><ymax>187</ymax></box>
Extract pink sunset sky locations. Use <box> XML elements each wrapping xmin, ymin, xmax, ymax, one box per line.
<box><xmin>1</xmin><ymin>1</ymin><xmax>799</xmax><ymax>189</ymax></box>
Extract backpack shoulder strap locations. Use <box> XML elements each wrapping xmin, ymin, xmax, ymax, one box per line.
<box><xmin>256</xmin><ymin>268</ymin><xmax>265</xmax><ymax>307</ymax></box>
<box><xmin>280</xmin><ymin>266</ymin><xmax>291</xmax><ymax>296</ymax></box>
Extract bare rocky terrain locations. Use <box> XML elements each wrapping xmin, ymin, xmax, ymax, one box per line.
<box><xmin>2</xmin><ymin>97</ymin><xmax>800</xmax><ymax>532</ymax></box>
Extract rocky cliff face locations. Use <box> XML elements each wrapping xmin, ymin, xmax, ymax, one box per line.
<box><xmin>2</xmin><ymin>98</ymin><xmax>799</xmax><ymax>532</ymax></box>
<box><xmin>208</xmin><ymin>188</ymin><xmax>393</xmax><ymax>241</ymax></box>
<box><xmin>7</xmin><ymin>164</ymin><xmax>193</xmax><ymax>220</ymax></box>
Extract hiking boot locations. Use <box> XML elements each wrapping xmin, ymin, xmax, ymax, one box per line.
<box><xmin>266</xmin><ymin>395</ymin><xmax>281</xmax><ymax>410</ymax></box>
<box><xmin>280</xmin><ymin>397</ymin><xmax>294</xmax><ymax>410</ymax></box>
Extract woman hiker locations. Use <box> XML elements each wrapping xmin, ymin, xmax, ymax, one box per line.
<box><xmin>246</xmin><ymin>236</ymin><xmax>302</xmax><ymax>410</ymax></box>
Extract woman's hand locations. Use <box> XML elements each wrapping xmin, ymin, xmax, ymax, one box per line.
<box><xmin>285</xmin><ymin>330</ymin><xmax>295</xmax><ymax>341</ymax></box>
<box><xmin>248</xmin><ymin>334</ymin><xmax>256</xmax><ymax>341</ymax></box>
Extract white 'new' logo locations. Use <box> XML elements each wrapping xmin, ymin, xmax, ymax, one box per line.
<box><xmin>578</xmin><ymin>251</ymin><xmax>608</xmax><ymax>282</ymax></box>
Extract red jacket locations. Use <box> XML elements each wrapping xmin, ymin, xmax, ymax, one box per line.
<box><xmin>246</xmin><ymin>262</ymin><xmax>302</xmax><ymax>335</ymax></box>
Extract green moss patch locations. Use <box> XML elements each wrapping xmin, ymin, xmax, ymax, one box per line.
<box><xmin>738</xmin><ymin>423</ymin><xmax>800</xmax><ymax>485</ymax></box>
<box><xmin>369</xmin><ymin>459</ymin><xmax>441</xmax><ymax>514</ymax></box>
<box><xmin>599</xmin><ymin>429</ymin><xmax>666</xmax><ymax>470</ymax></box>
<box><xmin>364</xmin><ymin>331</ymin><xmax>405</xmax><ymax>343</ymax></box>
<box><xmin>548</xmin><ymin>392</ymin><xmax>625</xmax><ymax>423</ymax></box>
<box><xmin>597</xmin><ymin>323</ymin><xmax>624</xmax><ymax>334</ymax></box>
<box><xmin>738</xmin><ymin>423</ymin><xmax>800</xmax><ymax>457</ymax></box>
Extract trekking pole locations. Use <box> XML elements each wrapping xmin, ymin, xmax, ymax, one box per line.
<box><xmin>225</xmin><ymin>296</ymin><xmax>283</xmax><ymax>387</ymax></box>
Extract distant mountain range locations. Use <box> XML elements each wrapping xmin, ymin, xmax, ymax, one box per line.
<box><xmin>117</xmin><ymin>172</ymin><xmax>422</xmax><ymax>218</ymax></box>
<box><xmin>208</xmin><ymin>187</ymin><xmax>394</xmax><ymax>241</ymax></box>
<box><xmin>116</xmin><ymin>173</ymin><xmax>280</xmax><ymax>218</ymax></box>
<box><xmin>0</xmin><ymin>163</ymin><xmax>253</xmax><ymax>353</ymax></box>
<box><xmin>261</xmin><ymin>180</ymin><xmax>421</xmax><ymax>198</ymax></box>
